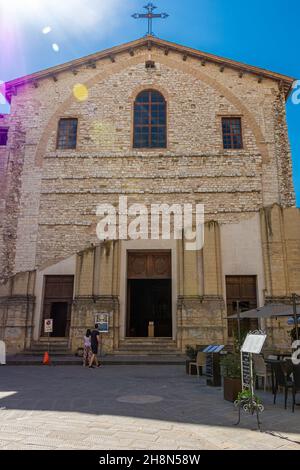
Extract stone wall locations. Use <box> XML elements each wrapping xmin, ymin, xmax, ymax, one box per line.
<box><xmin>0</xmin><ymin>43</ymin><xmax>295</xmax><ymax>281</ymax></box>
<box><xmin>0</xmin><ymin>206</ymin><xmax>299</xmax><ymax>354</ymax></box>
<box><xmin>0</xmin><ymin>41</ymin><xmax>298</xmax><ymax>354</ymax></box>
<box><xmin>261</xmin><ymin>204</ymin><xmax>300</xmax><ymax>350</ymax></box>
<box><xmin>0</xmin><ymin>271</ymin><xmax>36</xmax><ymax>354</ymax></box>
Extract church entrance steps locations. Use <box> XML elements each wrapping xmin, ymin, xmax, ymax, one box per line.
<box><xmin>115</xmin><ymin>338</ymin><xmax>183</xmax><ymax>356</ymax></box>
<box><xmin>24</xmin><ymin>339</ymin><xmax>71</xmax><ymax>356</ymax></box>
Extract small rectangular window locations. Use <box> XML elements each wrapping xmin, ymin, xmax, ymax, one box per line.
<box><xmin>57</xmin><ymin>118</ymin><xmax>78</xmax><ymax>149</ymax></box>
<box><xmin>0</xmin><ymin>128</ymin><xmax>8</xmax><ymax>146</ymax></box>
<box><xmin>222</xmin><ymin>117</ymin><xmax>243</xmax><ymax>149</ymax></box>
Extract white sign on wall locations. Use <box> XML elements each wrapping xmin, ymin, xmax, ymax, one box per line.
<box><xmin>44</xmin><ymin>319</ymin><xmax>53</xmax><ymax>334</ymax></box>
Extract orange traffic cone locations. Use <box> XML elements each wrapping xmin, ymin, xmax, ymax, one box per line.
<box><xmin>43</xmin><ymin>351</ymin><xmax>51</xmax><ymax>365</ymax></box>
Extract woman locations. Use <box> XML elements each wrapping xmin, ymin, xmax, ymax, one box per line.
<box><xmin>83</xmin><ymin>329</ymin><xmax>92</xmax><ymax>367</ymax></box>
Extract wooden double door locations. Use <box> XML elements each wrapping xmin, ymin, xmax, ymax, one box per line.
<box><xmin>226</xmin><ymin>275</ymin><xmax>258</xmax><ymax>338</ymax></box>
<box><xmin>127</xmin><ymin>251</ymin><xmax>172</xmax><ymax>338</ymax></box>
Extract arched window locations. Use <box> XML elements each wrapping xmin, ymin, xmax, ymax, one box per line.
<box><xmin>133</xmin><ymin>90</ymin><xmax>167</xmax><ymax>148</ymax></box>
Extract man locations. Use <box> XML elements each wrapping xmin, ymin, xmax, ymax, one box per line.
<box><xmin>89</xmin><ymin>324</ymin><xmax>101</xmax><ymax>368</ymax></box>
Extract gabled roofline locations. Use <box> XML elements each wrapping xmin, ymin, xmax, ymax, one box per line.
<box><xmin>4</xmin><ymin>36</ymin><xmax>296</xmax><ymax>102</ymax></box>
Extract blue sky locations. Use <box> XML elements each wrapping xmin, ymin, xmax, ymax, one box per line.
<box><xmin>0</xmin><ymin>0</ymin><xmax>299</xmax><ymax>206</ymax></box>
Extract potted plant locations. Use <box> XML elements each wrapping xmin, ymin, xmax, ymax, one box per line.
<box><xmin>234</xmin><ymin>389</ymin><xmax>264</xmax><ymax>424</ymax></box>
<box><xmin>221</xmin><ymin>353</ymin><xmax>242</xmax><ymax>402</ymax></box>
<box><xmin>235</xmin><ymin>389</ymin><xmax>263</xmax><ymax>408</ymax></box>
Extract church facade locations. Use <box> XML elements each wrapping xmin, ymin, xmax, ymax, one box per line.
<box><xmin>0</xmin><ymin>37</ymin><xmax>299</xmax><ymax>356</ymax></box>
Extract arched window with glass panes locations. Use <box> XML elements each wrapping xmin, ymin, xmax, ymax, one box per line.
<box><xmin>133</xmin><ymin>90</ymin><xmax>167</xmax><ymax>149</ymax></box>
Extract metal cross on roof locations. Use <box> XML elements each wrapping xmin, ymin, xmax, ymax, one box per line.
<box><xmin>132</xmin><ymin>3</ymin><xmax>169</xmax><ymax>37</ymax></box>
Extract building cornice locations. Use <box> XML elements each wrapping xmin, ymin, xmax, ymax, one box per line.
<box><xmin>4</xmin><ymin>36</ymin><xmax>296</xmax><ymax>102</ymax></box>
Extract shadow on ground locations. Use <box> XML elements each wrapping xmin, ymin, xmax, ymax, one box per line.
<box><xmin>0</xmin><ymin>365</ymin><xmax>299</xmax><ymax>438</ymax></box>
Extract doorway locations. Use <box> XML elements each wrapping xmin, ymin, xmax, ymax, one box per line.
<box><xmin>226</xmin><ymin>275</ymin><xmax>258</xmax><ymax>338</ymax></box>
<box><xmin>42</xmin><ymin>275</ymin><xmax>74</xmax><ymax>338</ymax></box>
<box><xmin>127</xmin><ymin>251</ymin><xmax>172</xmax><ymax>338</ymax></box>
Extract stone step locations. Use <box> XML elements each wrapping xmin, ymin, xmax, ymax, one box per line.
<box><xmin>29</xmin><ymin>346</ymin><xmax>70</xmax><ymax>352</ymax></box>
<box><xmin>113</xmin><ymin>351</ymin><xmax>185</xmax><ymax>357</ymax></box>
<box><xmin>120</xmin><ymin>337</ymin><xmax>174</xmax><ymax>342</ymax></box>
<box><xmin>117</xmin><ymin>346</ymin><xmax>180</xmax><ymax>350</ymax></box>
<box><xmin>119</xmin><ymin>341</ymin><xmax>177</xmax><ymax>346</ymax></box>
<box><xmin>25</xmin><ymin>341</ymin><xmax>71</xmax><ymax>355</ymax></box>
<box><xmin>38</xmin><ymin>337</ymin><xmax>69</xmax><ymax>342</ymax></box>
<box><xmin>23</xmin><ymin>350</ymin><xmax>72</xmax><ymax>356</ymax></box>
<box><xmin>30</xmin><ymin>343</ymin><xmax>69</xmax><ymax>348</ymax></box>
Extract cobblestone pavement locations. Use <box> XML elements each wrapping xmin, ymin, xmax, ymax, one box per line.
<box><xmin>0</xmin><ymin>365</ymin><xmax>299</xmax><ymax>450</ymax></box>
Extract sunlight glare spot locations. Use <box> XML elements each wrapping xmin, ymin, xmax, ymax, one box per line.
<box><xmin>0</xmin><ymin>392</ymin><xmax>17</xmax><ymax>399</ymax></box>
<box><xmin>42</xmin><ymin>26</ymin><xmax>52</xmax><ymax>35</ymax></box>
<box><xmin>52</xmin><ymin>43</ymin><xmax>60</xmax><ymax>52</ymax></box>
<box><xmin>73</xmin><ymin>83</ymin><xmax>89</xmax><ymax>102</ymax></box>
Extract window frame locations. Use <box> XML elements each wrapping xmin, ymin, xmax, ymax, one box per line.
<box><xmin>221</xmin><ymin>117</ymin><xmax>243</xmax><ymax>150</ymax></box>
<box><xmin>0</xmin><ymin>127</ymin><xmax>9</xmax><ymax>147</ymax></box>
<box><xmin>56</xmin><ymin>118</ymin><xmax>78</xmax><ymax>150</ymax></box>
<box><xmin>133</xmin><ymin>89</ymin><xmax>167</xmax><ymax>150</ymax></box>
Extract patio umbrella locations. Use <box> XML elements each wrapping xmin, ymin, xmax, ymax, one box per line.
<box><xmin>227</xmin><ymin>303</ymin><xmax>300</xmax><ymax>320</ymax></box>
<box><xmin>228</xmin><ymin>302</ymin><xmax>300</xmax><ymax>341</ymax></box>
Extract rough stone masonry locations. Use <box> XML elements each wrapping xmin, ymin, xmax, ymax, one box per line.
<box><xmin>0</xmin><ymin>37</ymin><xmax>299</xmax><ymax>355</ymax></box>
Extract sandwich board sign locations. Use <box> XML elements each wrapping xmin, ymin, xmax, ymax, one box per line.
<box><xmin>240</xmin><ymin>332</ymin><xmax>266</xmax><ymax>388</ymax></box>
<box><xmin>236</xmin><ymin>332</ymin><xmax>266</xmax><ymax>430</ymax></box>
<box><xmin>44</xmin><ymin>319</ymin><xmax>53</xmax><ymax>334</ymax></box>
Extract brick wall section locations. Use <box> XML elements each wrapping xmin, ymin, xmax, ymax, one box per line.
<box><xmin>274</xmin><ymin>92</ymin><xmax>296</xmax><ymax>207</ymax></box>
<box><xmin>0</xmin><ymin>116</ymin><xmax>27</xmax><ymax>280</ymax></box>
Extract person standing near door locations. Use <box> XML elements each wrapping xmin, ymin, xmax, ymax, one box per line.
<box><xmin>89</xmin><ymin>324</ymin><xmax>101</xmax><ymax>368</ymax></box>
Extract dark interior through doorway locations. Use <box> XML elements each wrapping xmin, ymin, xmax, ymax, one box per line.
<box><xmin>42</xmin><ymin>275</ymin><xmax>74</xmax><ymax>338</ymax></box>
<box><xmin>128</xmin><ymin>279</ymin><xmax>172</xmax><ymax>337</ymax></box>
<box><xmin>127</xmin><ymin>251</ymin><xmax>172</xmax><ymax>338</ymax></box>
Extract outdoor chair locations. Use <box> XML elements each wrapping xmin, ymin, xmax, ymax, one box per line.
<box><xmin>272</xmin><ymin>361</ymin><xmax>294</xmax><ymax>409</ymax></box>
<box><xmin>253</xmin><ymin>354</ymin><xmax>272</xmax><ymax>391</ymax></box>
<box><xmin>292</xmin><ymin>364</ymin><xmax>300</xmax><ymax>413</ymax></box>
<box><xmin>189</xmin><ymin>351</ymin><xmax>206</xmax><ymax>377</ymax></box>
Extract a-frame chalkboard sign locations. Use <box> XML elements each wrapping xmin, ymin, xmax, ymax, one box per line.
<box><xmin>235</xmin><ymin>330</ymin><xmax>267</xmax><ymax>431</ymax></box>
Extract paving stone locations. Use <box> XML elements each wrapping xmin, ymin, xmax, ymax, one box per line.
<box><xmin>0</xmin><ymin>365</ymin><xmax>299</xmax><ymax>450</ymax></box>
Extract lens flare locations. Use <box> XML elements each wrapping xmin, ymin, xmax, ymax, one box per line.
<box><xmin>42</xmin><ymin>26</ymin><xmax>52</xmax><ymax>34</ymax></box>
<box><xmin>73</xmin><ymin>83</ymin><xmax>89</xmax><ymax>102</ymax></box>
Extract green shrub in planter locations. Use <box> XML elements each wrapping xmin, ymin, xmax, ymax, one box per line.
<box><xmin>221</xmin><ymin>353</ymin><xmax>242</xmax><ymax>402</ymax></box>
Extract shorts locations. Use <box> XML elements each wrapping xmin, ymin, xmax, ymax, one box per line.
<box><xmin>91</xmin><ymin>345</ymin><xmax>98</xmax><ymax>355</ymax></box>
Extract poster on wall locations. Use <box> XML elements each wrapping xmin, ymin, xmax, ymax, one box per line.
<box><xmin>95</xmin><ymin>313</ymin><xmax>110</xmax><ymax>333</ymax></box>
